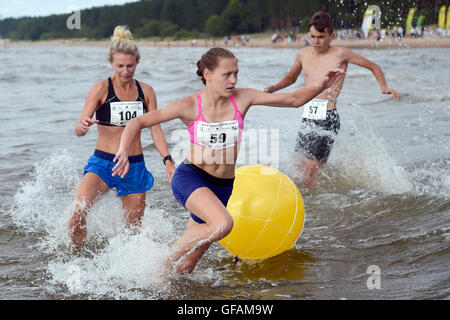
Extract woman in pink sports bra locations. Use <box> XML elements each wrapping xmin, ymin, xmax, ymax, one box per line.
<box><xmin>112</xmin><ymin>47</ymin><xmax>344</xmax><ymax>275</ymax></box>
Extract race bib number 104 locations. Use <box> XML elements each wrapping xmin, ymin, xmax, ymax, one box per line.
<box><xmin>110</xmin><ymin>101</ymin><xmax>144</xmax><ymax>126</ymax></box>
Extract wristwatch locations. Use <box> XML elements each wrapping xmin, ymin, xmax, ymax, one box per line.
<box><xmin>163</xmin><ymin>155</ymin><xmax>174</xmax><ymax>165</ymax></box>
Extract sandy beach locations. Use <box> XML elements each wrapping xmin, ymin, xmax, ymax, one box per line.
<box><xmin>5</xmin><ymin>34</ymin><xmax>450</xmax><ymax>49</ymax></box>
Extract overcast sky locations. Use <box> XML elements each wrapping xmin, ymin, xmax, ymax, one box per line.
<box><xmin>0</xmin><ymin>0</ymin><xmax>136</xmax><ymax>19</ymax></box>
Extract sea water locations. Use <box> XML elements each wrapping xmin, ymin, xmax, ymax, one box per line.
<box><xmin>1</xmin><ymin>44</ymin><xmax>449</xmax><ymax>299</ymax></box>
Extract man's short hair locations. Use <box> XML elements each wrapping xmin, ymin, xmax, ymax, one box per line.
<box><xmin>309</xmin><ymin>11</ymin><xmax>333</xmax><ymax>34</ymax></box>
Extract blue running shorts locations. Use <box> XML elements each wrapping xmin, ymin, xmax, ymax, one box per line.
<box><xmin>83</xmin><ymin>149</ymin><xmax>154</xmax><ymax>197</ymax></box>
<box><xmin>171</xmin><ymin>160</ymin><xmax>235</xmax><ymax>224</ymax></box>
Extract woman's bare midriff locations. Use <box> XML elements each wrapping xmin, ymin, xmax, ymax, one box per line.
<box><xmin>96</xmin><ymin>125</ymin><xmax>143</xmax><ymax>156</ymax></box>
<box><xmin>187</xmin><ymin>143</ymin><xmax>238</xmax><ymax>178</ymax></box>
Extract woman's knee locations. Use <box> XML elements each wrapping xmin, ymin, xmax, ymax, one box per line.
<box><xmin>210</xmin><ymin>214</ymin><xmax>233</xmax><ymax>241</ymax></box>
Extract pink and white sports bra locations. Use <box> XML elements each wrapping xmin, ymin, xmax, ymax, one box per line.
<box><xmin>187</xmin><ymin>92</ymin><xmax>244</xmax><ymax>150</ymax></box>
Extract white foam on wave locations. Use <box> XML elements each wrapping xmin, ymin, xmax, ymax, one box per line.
<box><xmin>407</xmin><ymin>158</ymin><xmax>450</xmax><ymax>197</ymax></box>
<box><xmin>46</xmin><ymin>224</ymin><xmax>172</xmax><ymax>299</ymax></box>
<box><xmin>327</xmin><ymin>103</ymin><xmax>414</xmax><ymax>194</ymax></box>
<box><xmin>12</xmin><ymin>150</ymin><xmax>80</xmax><ymax>233</ymax></box>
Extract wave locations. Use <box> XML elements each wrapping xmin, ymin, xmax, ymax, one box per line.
<box><xmin>406</xmin><ymin>158</ymin><xmax>450</xmax><ymax>197</ymax></box>
<box><xmin>401</xmin><ymin>92</ymin><xmax>450</xmax><ymax>104</ymax></box>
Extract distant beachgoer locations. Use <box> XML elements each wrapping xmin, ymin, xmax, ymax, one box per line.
<box><xmin>271</xmin><ymin>33</ymin><xmax>278</xmax><ymax>43</ymax></box>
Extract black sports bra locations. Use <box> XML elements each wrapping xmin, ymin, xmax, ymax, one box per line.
<box><xmin>96</xmin><ymin>77</ymin><xmax>147</xmax><ymax>127</ymax></box>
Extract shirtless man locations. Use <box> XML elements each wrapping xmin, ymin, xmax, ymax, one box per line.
<box><xmin>265</xmin><ymin>11</ymin><xmax>401</xmax><ymax>188</ymax></box>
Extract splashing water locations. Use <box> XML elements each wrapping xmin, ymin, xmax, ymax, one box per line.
<box><xmin>327</xmin><ymin>103</ymin><xmax>414</xmax><ymax>194</ymax></box>
<box><xmin>10</xmin><ymin>150</ymin><xmax>179</xmax><ymax>299</ymax></box>
<box><xmin>287</xmin><ymin>103</ymin><xmax>415</xmax><ymax>195</ymax></box>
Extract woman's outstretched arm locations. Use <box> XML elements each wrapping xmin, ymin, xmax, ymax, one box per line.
<box><xmin>112</xmin><ymin>98</ymin><xmax>189</xmax><ymax>178</ymax></box>
<box><xmin>240</xmin><ymin>69</ymin><xmax>345</xmax><ymax>113</ymax></box>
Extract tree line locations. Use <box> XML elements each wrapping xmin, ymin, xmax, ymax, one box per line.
<box><xmin>0</xmin><ymin>0</ymin><xmax>447</xmax><ymax>41</ymax></box>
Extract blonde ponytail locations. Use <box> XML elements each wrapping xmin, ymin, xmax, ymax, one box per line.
<box><xmin>107</xmin><ymin>26</ymin><xmax>140</xmax><ymax>63</ymax></box>
<box><xmin>111</xmin><ymin>25</ymin><xmax>133</xmax><ymax>41</ymax></box>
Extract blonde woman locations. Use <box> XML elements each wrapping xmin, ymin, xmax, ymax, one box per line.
<box><xmin>68</xmin><ymin>26</ymin><xmax>176</xmax><ymax>245</ymax></box>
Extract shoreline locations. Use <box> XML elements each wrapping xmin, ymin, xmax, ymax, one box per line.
<box><xmin>5</xmin><ymin>36</ymin><xmax>450</xmax><ymax>49</ymax></box>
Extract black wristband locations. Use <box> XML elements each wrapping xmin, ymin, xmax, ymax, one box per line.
<box><xmin>163</xmin><ymin>155</ymin><xmax>174</xmax><ymax>165</ymax></box>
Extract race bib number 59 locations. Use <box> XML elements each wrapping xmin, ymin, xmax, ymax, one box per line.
<box><xmin>197</xmin><ymin>120</ymin><xmax>239</xmax><ymax>150</ymax></box>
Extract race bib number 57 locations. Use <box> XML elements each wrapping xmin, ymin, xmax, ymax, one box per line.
<box><xmin>302</xmin><ymin>99</ymin><xmax>327</xmax><ymax>120</ymax></box>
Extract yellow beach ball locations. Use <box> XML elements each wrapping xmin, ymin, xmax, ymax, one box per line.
<box><xmin>219</xmin><ymin>165</ymin><xmax>305</xmax><ymax>260</ymax></box>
